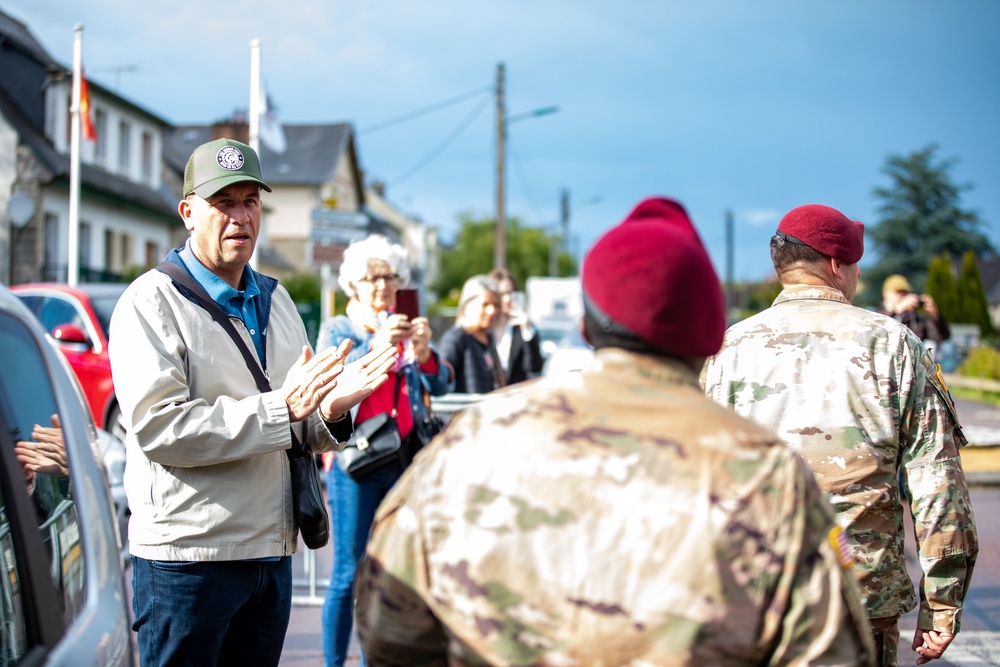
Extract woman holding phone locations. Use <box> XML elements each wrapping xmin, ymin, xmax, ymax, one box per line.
<box><xmin>315</xmin><ymin>235</ymin><xmax>453</xmax><ymax>667</ymax></box>
<box><xmin>488</xmin><ymin>267</ymin><xmax>544</xmax><ymax>385</ymax></box>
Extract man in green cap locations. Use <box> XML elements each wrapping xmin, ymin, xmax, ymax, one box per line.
<box><xmin>109</xmin><ymin>138</ymin><xmax>398</xmax><ymax>666</ymax></box>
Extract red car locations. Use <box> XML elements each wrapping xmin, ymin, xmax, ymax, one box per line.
<box><xmin>12</xmin><ymin>282</ymin><xmax>128</xmax><ymax>441</ymax></box>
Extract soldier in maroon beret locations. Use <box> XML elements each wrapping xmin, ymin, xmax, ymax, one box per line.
<box><xmin>704</xmin><ymin>203</ymin><xmax>978</xmax><ymax>667</ymax></box>
<box><xmin>356</xmin><ymin>197</ymin><xmax>875</xmax><ymax>665</ymax></box>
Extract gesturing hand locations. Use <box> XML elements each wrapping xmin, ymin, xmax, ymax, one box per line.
<box><xmin>320</xmin><ymin>344</ymin><xmax>398</xmax><ymax>421</ymax></box>
<box><xmin>410</xmin><ymin>317</ymin><xmax>433</xmax><ymax>364</ymax></box>
<box><xmin>912</xmin><ymin>628</ymin><xmax>954</xmax><ymax>664</ymax></box>
<box><xmin>16</xmin><ymin>413</ymin><xmax>69</xmax><ymax>478</ymax></box>
<box><xmin>283</xmin><ymin>339</ymin><xmax>352</xmax><ymax>422</ymax></box>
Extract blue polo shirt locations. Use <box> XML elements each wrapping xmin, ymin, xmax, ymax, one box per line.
<box><xmin>179</xmin><ymin>242</ymin><xmax>266</xmax><ymax>366</ymax></box>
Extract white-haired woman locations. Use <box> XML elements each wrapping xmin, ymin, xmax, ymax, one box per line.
<box><xmin>315</xmin><ymin>235</ymin><xmax>452</xmax><ymax>667</ymax></box>
<box><xmin>438</xmin><ymin>274</ymin><xmax>504</xmax><ymax>394</ymax></box>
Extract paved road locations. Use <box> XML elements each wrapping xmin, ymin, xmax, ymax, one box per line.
<box><xmin>956</xmin><ymin>396</ymin><xmax>1000</xmax><ymax>447</ymax></box>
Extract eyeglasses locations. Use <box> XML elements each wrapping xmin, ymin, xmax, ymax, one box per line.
<box><xmin>359</xmin><ymin>273</ymin><xmax>399</xmax><ymax>284</ymax></box>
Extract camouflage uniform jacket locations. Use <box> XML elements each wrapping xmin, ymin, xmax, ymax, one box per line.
<box><xmin>356</xmin><ymin>348</ymin><xmax>875</xmax><ymax>666</ymax></box>
<box><xmin>702</xmin><ymin>284</ymin><xmax>978</xmax><ymax>631</ymax></box>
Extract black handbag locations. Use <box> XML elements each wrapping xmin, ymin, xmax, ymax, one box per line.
<box><xmin>335</xmin><ymin>375</ymin><xmax>404</xmax><ymax>480</ymax></box>
<box><xmin>285</xmin><ymin>430</ymin><xmax>330</xmax><ymax>550</ymax></box>
<box><xmin>157</xmin><ymin>261</ymin><xmax>330</xmax><ymax>550</ymax></box>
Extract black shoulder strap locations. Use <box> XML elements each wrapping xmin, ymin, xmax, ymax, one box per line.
<box><xmin>157</xmin><ymin>261</ymin><xmax>269</xmax><ymax>392</ymax></box>
<box><xmin>156</xmin><ymin>261</ymin><xmax>308</xmax><ymax>458</ymax></box>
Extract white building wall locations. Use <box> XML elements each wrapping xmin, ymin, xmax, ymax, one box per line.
<box><xmin>46</xmin><ymin>79</ymin><xmax>163</xmax><ymax>189</ymax></box>
<box><xmin>41</xmin><ymin>186</ymin><xmax>173</xmax><ymax>274</ymax></box>
<box><xmin>266</xmin><ymin>185</ymin><xmax>317</xmax><ymax>238</ymax></box>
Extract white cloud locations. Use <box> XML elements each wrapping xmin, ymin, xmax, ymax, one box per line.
<box><xmin>741</xmin><ymin>209</ymin><xmax>781</xmax><ymax>228</ymax></box>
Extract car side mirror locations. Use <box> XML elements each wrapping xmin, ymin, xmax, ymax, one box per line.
<box><xmin>51</xmin><ymin>323</ymin><xmax>91</xmax><ymax>347</ymax></box>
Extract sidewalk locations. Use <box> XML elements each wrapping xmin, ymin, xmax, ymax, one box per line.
<box><xmin>953</xmin><ymin>397</ymin><xmax>1000</xmax><ymax>485</ymax></box>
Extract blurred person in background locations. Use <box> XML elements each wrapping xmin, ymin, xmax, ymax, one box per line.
<box><xmin>315</xmin><ymin>234</ymin><xmax>453</xmax><ymax>667</ymax></box>
<box><xmin>439</xmin><ymin>275</ymin><xmax>504</xmax><ymax>394</ymax></box>
<box><xmin>489</xmin><ymin>267</ymin><xmax>544</xmax><ymax>385</ymax></box>
<box><xmin>877</xmin><ymin>274</ymin><xmax>950</xmax><ymax>345</ymax></box>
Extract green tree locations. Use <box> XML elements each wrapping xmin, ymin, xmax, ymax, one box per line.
<box><xmin>282</xmin><ymin>271</ymin><xmax>325</xmax><ymax>344</ymax></box>
<box><xmin>954</xmin><ymin>250</ymin><xmax>995</xmax><ymax>337</ymax></box>
<box><xmin>863</xmin><ymin>144</ymin><xmax>995</xmax><ymax>304</ymax></box>
<box><xmin>432</xmin><ymin>215</ymin><xmax>577</xmax><ymax>299</ymax></box>
<box><xmin>925</xmin><ymin>253</ymin><xmax>958</xmax><ymax>322</ymax></box>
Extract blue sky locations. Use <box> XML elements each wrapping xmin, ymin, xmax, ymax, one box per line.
<box><xmin>4</xmin><ymin>1</ymin><xmax>999</xmax><ymax>281</ymax></box>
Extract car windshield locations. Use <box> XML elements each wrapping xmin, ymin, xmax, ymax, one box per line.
<box><xmin>86</xmin><ymin>286</ymin><xmax>127</xmax><ymax>336</ymax></box>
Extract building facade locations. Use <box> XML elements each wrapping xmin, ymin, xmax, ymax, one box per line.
<box><xmin>0</xmin><ymin>9</ymin><xmax>181</xmax><ymax>286</ymax></box>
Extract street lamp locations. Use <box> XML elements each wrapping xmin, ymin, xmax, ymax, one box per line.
<box><xmin>494</xmin><ymin>62</ymin><xmax>558</xmax><ymax>269</ymax></box>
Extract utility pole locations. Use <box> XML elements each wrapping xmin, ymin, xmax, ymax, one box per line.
<box><xmin>494</xmin><ymin>62</ymin><xmax>506</xmax><ymax>269</ymax></box>
<box><xmin>725</xmin><ymin>209</ymin><xmax>734</xmax><ymax>315</ymax></box>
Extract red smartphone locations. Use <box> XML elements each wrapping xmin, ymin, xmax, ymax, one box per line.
<box><xmin>395</xmin><ymin>288</ymin><xmax>420</xmax><ymax>320</ymax></box>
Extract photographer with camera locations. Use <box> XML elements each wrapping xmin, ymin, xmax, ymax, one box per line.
<box><xmin>878</xmin><ymin>274</ymin><xmax>951</xmax><ymax>344</ymax></box>
<box><xmin>489</xmin><ymin>267</ymin><xmax>544</xmax><ymax>385</ymax></box>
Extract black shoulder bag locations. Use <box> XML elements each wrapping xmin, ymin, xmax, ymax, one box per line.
<box><xmin>334</xmin><ymin>373</ymin><xmax>405</xmax><ymax>480</ymax></box>
<box><xmin>157</xmin><ymin>261</ymin><xmax>330</xmax><ymax>550</ymax></box>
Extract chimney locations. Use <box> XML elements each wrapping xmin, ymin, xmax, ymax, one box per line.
<box><xmin>211</xmin><ymin>111</ymin><xmax>249</xmax><ymax>143</ymax></box>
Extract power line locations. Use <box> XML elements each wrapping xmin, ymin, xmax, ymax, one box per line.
<box><xmin>507</xmin><ymin>135</ymin><xmax>546</xmax><ymax>221</ymax></box>
<box><xmin>359</xmin><ymin>85</ymin><xmax>492</xmax><ymax>135</ymax></box>
<box><xmin>390</xmin><ymin>93</ymin><xmax>492</xmax><ymax>186</ymax></box>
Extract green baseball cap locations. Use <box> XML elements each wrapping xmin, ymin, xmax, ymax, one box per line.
<box><xmin>183</xmin><ymin>138</ymin><xmax>272</xmax><ymax>199</ymax></box>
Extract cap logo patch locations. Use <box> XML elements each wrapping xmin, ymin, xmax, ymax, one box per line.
<box><xmin>216</xmin><ymin>146</ymin><xmax>245</xmax><ymax>171</ymax></box>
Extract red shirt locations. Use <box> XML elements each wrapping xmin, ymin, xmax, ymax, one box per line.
<box><xmin>354</xmin><ymin>353</ymin><xmax>441</xmax><ymax>440</ymax></box>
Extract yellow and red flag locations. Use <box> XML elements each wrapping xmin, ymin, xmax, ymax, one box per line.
<box><xmin>79</xmin><ymin>69</ymin><xmax>97</xmax><ymax>142</ymax></box>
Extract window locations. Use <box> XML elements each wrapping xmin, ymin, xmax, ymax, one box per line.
<box><xmin>141</xmin><ymin>131</ymin><xmax>153</xmax><ymax>182</ymax></box>
<box><xmin>104</xmin><ymin>229</ymin><xmax>116</xmax><ymax>273</ymax></box>
<box><xmin>118</xmin><ymin>120</ymin><xmax>130</xmax><ymax>172</ymax></box>
<box><xmin>120</xmin><ymin>233</ymin><xmax>133</xmax><ymax>271</ymax></box>
<box><xmin>79</xmin><ymin>222</ymin><xmax>92</xmax><ymax>270</ymax></box>
<box><xmin>0</xmin><ymin>310</ymin><xmax>84</xmax><ymax>659</ymax></box>
<box><xmin>145</xmin><ymin>241</ymin><xmax>160</xmax><ymax>268</ymax></box>
<box><xmin>43</xmin><ymin>213</ymin><xmax>61</xmax><ymax>282</ymax></box>
<box><xmin>94</xmin><ymin>110</ymin><xmax>107</xmax><ymax>163</ymax></box>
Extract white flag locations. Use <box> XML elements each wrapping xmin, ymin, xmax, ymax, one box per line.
<box><xmin>259</xmin><ymin>91</ymin><xmax>286</xmax><ymax>154</ymax></box>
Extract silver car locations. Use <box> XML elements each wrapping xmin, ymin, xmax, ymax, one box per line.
<box><xmin>0</xmin><ymin>284</ymin><xmax>132</xmax><ymax>665</ymax></box>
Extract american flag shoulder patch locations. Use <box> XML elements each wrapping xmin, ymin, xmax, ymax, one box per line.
<box><xmin>828</xmin><ymin>526</ymin><xmax>854</xmax><ymax>570</ymax></box>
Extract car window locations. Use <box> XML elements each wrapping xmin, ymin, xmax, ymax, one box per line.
<box><xmin>0</xmin><ymin>311</ymin><xmax>88</xmax><ymax>642</ymax></box>
<box><xmin>89</xmin><ymin>294</ymin><xmax>122</xmax><ymax>338</ymax></box>
<box><xmin>34</xmin><ymin>296</ymin><xmax>86</xmax><ymax>336</ymax></box>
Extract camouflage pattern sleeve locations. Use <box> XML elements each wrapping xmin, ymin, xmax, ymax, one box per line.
<box><xmin>758</xmin><ymin>453</ymin><xmax>876</xmax><ymax>667</ymax></box>
<box><xmin>355</xmin><ymin>452</ymin><xmax>449</xmax><ymax>666</ymax></box>
<box><xmin>901</xmin><ymin>349</ymin><xmax>979</xmax><ymax>633</ymax></box>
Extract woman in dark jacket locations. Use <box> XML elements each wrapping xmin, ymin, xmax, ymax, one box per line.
<box><xmin>438</xmin><ymin>274</ymin><xmax>504</xmax><ymax>394</ymax></box>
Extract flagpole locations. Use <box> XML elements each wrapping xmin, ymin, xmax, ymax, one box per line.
<box><xmin>68</xmin><ymin>24</ymin><xmax>84</xmax><ymax>286</ymax></box>
<box><xmin>248</xmin><ymin>38</ymin><xmax>261</xmax><ymax>271</ymax></box>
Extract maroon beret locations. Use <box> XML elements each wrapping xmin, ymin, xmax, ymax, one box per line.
<box><xmin>582</xmin><ymin>197</ymin><xmax>725</xmax><ymax>358</ymax></box>
<box><xmin>776</xmin><ymin>204</ymin><xmax>865</xmax><ymax>264</ymax></box>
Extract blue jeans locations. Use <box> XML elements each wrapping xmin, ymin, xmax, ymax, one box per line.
<box><xmin>131</xmin><ymin>555</ymin><xmax>292</xmax><ymax>667</ymax></box>
<box><xmin>321</xmin><ymin>460</ymin><xmax>403</xmax><ymax>667</ymax></box>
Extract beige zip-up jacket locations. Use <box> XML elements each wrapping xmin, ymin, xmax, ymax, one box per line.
<box><xmin>110</xmin><ymin>266</ymin><xmax>342</xmax><ymax>561</ymax></box>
